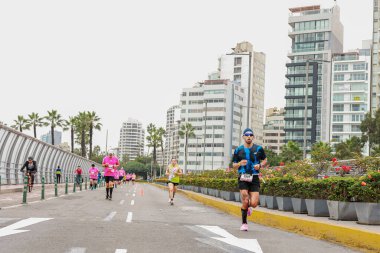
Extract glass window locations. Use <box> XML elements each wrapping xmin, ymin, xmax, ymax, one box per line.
<box><xmin>333</xmin><ymin>104</ymin><xmax>344</xmax><ymax>111</ymax></box>
<box><xmin>234</xmin><ymin>57</ymin><xmax>242</xmax><ymax>65</ymax></box>
<box><xmin>332</xmin><ymin>124</ymin><xmax>344</xmax><ymax>132</ymax></box>
<box><xmin>334</xmin><ymin>74</ymin><xmax>345</xmax><ymax>81</ymax></box>
<box><xmin>332</xmin><ymin>115</ymin><xmax>343</xmax><ymax>122</ymax></box>
<box><xmin>351</xmin><ymin>125</ymin><xmax>361</xmax><ymax>132</ymax></box>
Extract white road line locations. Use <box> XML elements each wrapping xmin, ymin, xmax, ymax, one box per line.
<box><xmin>126</xmin><ymin>212</ymin><xmax>133</xmax><ymax>223</ymax></box>
<box><xmin>130</xmin><ymin>200</ymin><xmax>134</xmax><ymax>206</ymax></box>
<box><xmin>67</xmin><ymin>247</ymin><xmax>87</xmax><ymax>253</ymax></box>
<box><xmin>1</xmin><ymin>204</ymin><xmax>23</xmax><ymax>209</ymax></box>
<box><xmin>103</xmin><ymin>211</ymin><xmax>117</xmax><ymax>221</ymax></box>
<box><xmin>132</xmin><ymin>193</ymin><xmax>136</xmax><ymax>197</ymax></box>
<box><xmin>115</xmin><ymin>249</ymin><xmax>127</xmax><ymax>253</ymax></box>
<box><xmin>119</xmin><ymin>200</ymin><xmax>125</xmax><ymax>205</ymax></box>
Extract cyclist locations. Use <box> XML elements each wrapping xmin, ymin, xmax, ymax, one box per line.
<box><xmin>232</xmin><ymin>128</ymin><xmax>267</xmax><ymax>231</ymax></box>
<box><xmin>75</xmin><ymin>166</ymin><xmax>83</xmax><ymax>187</ymax></box>
<box><xmin>165</xmin><ymin>158</ymin><xmax>182</xmax><ymax>205</ymax></box>
<box><xmin>20</xmin><ymin>156</ymin><xmax>37</xmax><ymax>192</ymax></box>
<box><xmin>88</xmin><ymin>164</ymin><xmax>99</xmax><ymax>190</ymax></box>
<box><xmin>55</xmin><ymin>165</ymin><xmax>62</xmax><ymax>184</ymax></box>
<box><xmin>102</xmin><ymin>153</ymin><xmax>120</xmax><ymax>200</ymax></box>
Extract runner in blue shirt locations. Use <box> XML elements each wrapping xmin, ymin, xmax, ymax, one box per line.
<box><xmin>233</xmin><ymin>128</ymin><xmax>267</xmax><ymax>231</ymax></box>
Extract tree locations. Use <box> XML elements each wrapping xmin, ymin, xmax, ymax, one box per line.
<box><xmin>335</xmin><ymin>136</ymin><xmax>363</xmax><ymax>160</ymax></box>
<box><xmin>264</xmin><ymin>149</ymin><xmax>281</xmax><ymax>167</ymax></box>
<box><xmin>157</xmin><ymin>127</ymin><xmax>166</xmax><ymax>176</ymax></box>
<box><xmin>11</xmin><ymin>115</ymin><xmax>30</xmax><ymax>133</ymax></box>
<box><xmin>135</xmin><ymin>155</ymin><xmax>152</xmax><ymax>165</ymax></box>
<box><xmin>280</xmin><ymin>141</ymin><xmax>302</xmax><ymax>163</ymax></box>
<box><xmin>91</xmin><ymin>145</ymin><xmax>106</xmax><ymax>164</ymax></box>
<box><xmin>146</xmin><ymin>123</ymin><xmax>161</xmax><ymax>178</ymax></box>
<box><xmin>87</xmin><ymin>111</ymin><xmax>102</xmax><ymax>159</ymax></box>
<box><xmin>311</xmin><ymin>141</ymin><xmax>333</xmax><ymax>174</ymax></box>
<box><xmin>124</xmin><ymin>161</ymin><xmax>148</xmax><ymax>179</ymax></box>
<box><xmin>361</xmin><ymin>110</ymin><xmax>380</xmax><ymax>155</ymax></box>
<box><xmin>64</xmin><ymin>116</ymin><xmax>77</xmax><ymax>153</ymax></box>
<box><xmin>45</xmin><ymin>110</ymin><xmax>65</xmax><ymax>145</ymax></box>
<box><xmin>178</xmin><ymin>123</ymin><xmax>195</xmax><ymax>173</ymax></box>
<box><xmin>28</xmin><ymin>113</ymin><xmax>46</xmax><ymax>138</ymax></box>
<box><xmin>75</xmin><ymin>112</ymin><xmax>90</xmax><ymax>158</ymax></box>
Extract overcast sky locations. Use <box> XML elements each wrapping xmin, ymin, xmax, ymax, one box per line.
<box><xmin>0</xmin><ymin>0</ymin><xmax>372</xmax><ymax>151</ymax></box>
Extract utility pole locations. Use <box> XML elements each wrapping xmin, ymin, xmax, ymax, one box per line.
<box><xmin>212</xmin><ymin>126</ymin><xmax>215</xmax><ymax>170</ymax></box>
<box><xmin>202</xmin><ymin>101</ymin><xmax>208</xmax><ymax>171</ymax></box>
<box><xmin>303</xmin><ymin>60</ymin><xmax>310</xmax><ymax>159</ymax></box>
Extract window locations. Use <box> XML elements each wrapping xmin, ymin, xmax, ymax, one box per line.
<box><xmin>351</xmin><ymin>125</ymin><xmax>361</xmax><ymax>132</ymax></box>
<box><xmin>182</xmin><ymin>92</ymin><xmax>187</xmax><ymax>96</ymax></box>
<box><xmin>333</xmin><ymin>94</ymin><xmax>344</xmax><ymax>101</ymax></box>
<box><xmin>334</xmin><ymin>74</ymin><xmax>344</xmax><ymax>81</ymax></box>
<box><xmin>234</xmin><ymin>57</ymin><xmax>242</xmax><ymax>65</ymax></box>
<box><xmin>333</xmin><ymin>104</ymin><xmax>344</xmax><ymax>112</ymax></box>
<box><xmin>351</xmin><ymin>73</ymin><xmax>367</xmax><ymax>81</ymax></box>
<box><xmin>353</xmin><ymin>63</ymin><xmax>367</xmax><ymax>70</ymax></box>
<box><xmin>204</xmin><ymin>90</ymin><xmax>225</xmax><ymax>95</ymax></box>
<box><xmin>332</xmin><ymin>124</ymin><xmax>344</xmax><ymax>132</ymax></box>
<box><xmin>181</xmin><ymin>101</ymin><xmax>186</xmax><ymax>105</ymax></box>
<box><xmin>352</xmin><ymin>114</ymin><xmax>364</xmax><ymax>122</ymax></box>
<box><xmin>351</xmin><ymin>104</ymin><xmax>360</xmax><ymax>111</ymax></box>
<box><xmin>189</xmin><ymin>100</ymin><xmax>203</xmax><ymax>105</ymax></box>
<box><xmin>333</xmin><ymin>115</ymin><xmax>343</xmax><ymax>122</ymax></box>
<box><xmin>234</xmin><ymin>67</ymin><xmax>241</xmax><ymax>73</ymax></box>
<box><xmin>189</xmin><ymin>92</ymin><xmax>203</xmax><ymax>96</ymax></box>
<box><xmin>334</xmin><ymin>64</ymin><xmax>349</xmax><ymax>71</ymax></box>
<box><xmin>234</xmin><ymin>75</ymin><xmax>241</xmax><ymax>81</ymax></box>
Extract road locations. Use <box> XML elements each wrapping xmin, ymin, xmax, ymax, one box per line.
<box><xmin>0</xmin><ymin>183</ymin><xmax>359</xmax><ymax>253</ymax></box>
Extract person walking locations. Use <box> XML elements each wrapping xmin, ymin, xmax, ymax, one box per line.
<box><xmin>55</xmin><ymin>166</ymin><xmax>62</xmax><ymax>184</ymax></box>
<box><xmin>88</xmin><ymin>164</ymin><xmax>99</xmax><ymax>190</ymax></box>
<box><xmin>165</xmin><ymin>158</ymin><xmax>182</xmax><ymax>205</ymax></box>
<box><xmin>232</xmin><ymin>128</ymin><xmax>267</xmax><ymax>231</ymax></box>
<box><xmin>75</xmin><ymin>166</ymin><xmax>83</xmax><ymax>187</ymax></box>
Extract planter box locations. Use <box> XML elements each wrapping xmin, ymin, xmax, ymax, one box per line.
<box><xmin>291</xmin><ymin>198</ymin><xmax>307</xmax><ymax>214</ymax></box>
<box><xmin>234</xmin><ymin>192</ymin><xmax>241</xmax><ymax>202</ymax></box>
<box><xmin>276</xmin><ymin>196</ymin><xmax>293</xmax><ymax>211</ymax></box>
<box><xmin>305</xmin><ymin>199</ymin><xmax>329</xmax><ymax>217</ymax></box>
<box><xmin>355</xmin><ymin>202</ymin><xmax>380</xmax><ymax>225</ymax></box>
<box><xmin>193</xmin><ymin>186</ymin><xmax>200</xmax><ymax>193</ymax></box>
<box><xmin>214</xmin><ymin>190</ymin><xmax>221</xmax><ymax>198</ymax></box>
<box><xmin>207</xmin><ymin>188</ymin><xmax>215</xmax><ymax>196</ymax></box>
<box><xmin>220</xmin><ymin>191</ymin><xmax>235</xmax><ymax>201</ymax></box>
<box><xmin>200</xmin><ymin>187</ymin><xmax>208</xmax><ymax>195</ymax></box>
<box><xmin>266</xmin><ymin>196</ymin><xmax>278</xmax><ymax>209</ymax></box>
<box><xmin>327</xmin><ymin>201</ymin><xmax>357</xmax><ymax>221</ymax></box>
<box><xmin>259</xmin><ymin>195</ymin><xmax>266</xmax><ymax>207</ymax></box>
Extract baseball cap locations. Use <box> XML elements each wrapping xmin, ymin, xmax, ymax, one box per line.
<box><xmin>242</xmin><ymin>128</ymin><xmax>254</xmax><ymax>136</ymax></box>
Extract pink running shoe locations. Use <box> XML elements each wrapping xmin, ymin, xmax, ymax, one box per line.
<box><xmin>240</xmin><ymin>223</ymin><xmax>248</xmax><ymax>231</ymax></box>
<box><xmin>247</xmin><ymin>207</ymin><xmax>252</xmax><ymax>216</ymax></box>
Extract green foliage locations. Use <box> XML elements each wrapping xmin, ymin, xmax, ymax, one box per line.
<box><xmin>334</xmin><ymin>136</ymin><xmax>363</xmax><ymax>160</ymax></box>
<box><xmin>282</xmin><ymin>160</ymin><xmax>318</xmax><ymax>178</ymax></box>
<box><xmin>124</xmin><ymin>161</ymin><xmax>148</xmax><ymax>174</ymax></box>
<box><xmin>264</xmin><ymin>149</ymin><xmax>282</xmax><ymax>167</ymax></box>
<box><xmin>325</xmin><ymin>177</ymin><xmax>356</xmax><ymax>201</ymax></box>
<box><xmin>265</xmin><ymin>176</ymin><xmax>295</xmax><ymax>197</ymax></box>
<box><xmin>178</xmin><ymin>123</ymin><xmax>195</xmax><ymax>173</ymax></box>
<box><xmin>353</xmin><ymin>156</ymin><xmax>380</xmax><ymax>174</ymax></box>
<box><xmin>280</xmin><ymin>141</ymin><xmax>302</xmax><ymax>163</ymax></box>
<box><xmin>360</xmin><ymin>110</ymin><xmax>380</xmax><ymax>155</ymax></box>
<box><xmin>11</xmin><ymin>115</ymin><xmax>30</xmax><ymax>133</ymax></box>
<box><xmin>349</xmin><ymin>172</ymin><xmax>380</xmax><ymax>203</ymax></box>
<box><xmin>302</xmin><ymin>178</ymin><xmax>331</xmax><ymax>200</ymax></box>
<box><xmin>134</xmin><ymin>155</ymin><xmax>152</xmax><ymax>165</ymax></box>
<box><xmin>311</xmin><ymin>141</ymin><xmax>333</xmax><ymax>174</ymax></box>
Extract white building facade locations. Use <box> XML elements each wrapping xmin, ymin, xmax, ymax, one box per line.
<box><xmin>179</xmin><ymin>80</ymin><xmax>246</xmax><ymax>171</ymax></box>
<box><xmin>118</xmin><ymin>118</ymin><xmax>145</xmax><ymax>161</ymax></box>
<box><xmin>263</xmin><ymin>108</ymin><xmax>285</xmax><ymax>155</ymax></box>
<box><xmin>372</xmin><ymin>0</ymin><xmax>380</xmax><ymax>112</ymax></box>
<box><xmin>330</xmin><ymin>43</ymin><xmax>371</xmax><ymax>155</ymax></box>
<box><xmin>164</xmin><ymin>105</ymin><xmax>181</xmax><ymax>165</ymax></box>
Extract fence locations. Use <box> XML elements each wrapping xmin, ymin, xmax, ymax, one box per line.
<box><xmin>0</xmin><ymin>124</ymin><xmax>101</xmax><ymax>185</ymax></box>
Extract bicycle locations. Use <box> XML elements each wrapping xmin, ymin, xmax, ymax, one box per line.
<box><xmin>24</xmin><ymin>171</ymin><xmax>35</xmax><ymax>192</ymax></box>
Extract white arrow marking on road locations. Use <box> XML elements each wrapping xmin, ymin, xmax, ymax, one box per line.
<box><xmin>67</xmin><ymin>247</ymin><xmax>87</xmax><ymax>253</ymax></box>
<box><xmin>120</xmin><ymin>200</ymin><xmax>125</xmax><ymax>205</ymax></box>
<box><xmin>197</xmin><ymin>225</ymin><xmax>263</xmax><ymax>253</ymax></box>
<box><xmin>115</xmin><ymin>249</ymin><xmax>127</xmax><ymax>253</ymax></box>
<box><xmin>0</xmin><ymin>218</ymin><xmax>53</xmax><ymax>238</ymax></box>
<box><xmin>131</xmin><ymin>200</ymin><xmax>134</xmax><ymax>206</ymax></box>
<box><xmin>126</xmin><ymin>212</ymin><xmax>133</xmax><ymax>223</ymax></box>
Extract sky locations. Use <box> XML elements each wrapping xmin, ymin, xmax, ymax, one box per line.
<box><xmin>0</xmin><ymin>0</ymin><xmax>372</xmax><ymax>151</ymax></box>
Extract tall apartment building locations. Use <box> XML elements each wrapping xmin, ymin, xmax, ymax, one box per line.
<box><xmin>218</xmin><ymin>41</ymin><xmax>266</xmax><ymax>144</ymax></box>
<box><xmin>263</xmin><ymin>108</ymin><xmax>285</xmax><ymax>155</ymax></box>
<box><xmin>164</xmin><ymin>105</ymin><xmax>181</xmax><ymax>165</ymax></box>
<box><xmin>179</xmin><ymin>80</ymin><xmax>246</xmax><ymax>171</ymax></box>
<box><xmin>372</xmin><ymin>0</ymin><xmax>380</xmax><ymax>112</ymax></box>
<box><xmin>330</xmin><ymin>42</ymin><xmax>371</xmax><ymax>155</ymax></box>
<box><xmin>40</xmin><ymin>130</ymin><xmax>62</xmax><ymax>146</ymax></box>
<box><xmin>118</xmin><ymin>118</ymin><xmax>145</xmax><ymax>161</ymax></box>
<box><xmin>285</xmin><ymin>5</ymin><xmax>343</xmax><ymax>156</ymax></box>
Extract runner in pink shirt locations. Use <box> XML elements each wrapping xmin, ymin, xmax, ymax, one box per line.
<box><xmin>102</xmin><ymin>153</ymin><xmax>120</xmax><ymax>200</ymax></box>
<box><xmin>88</xmin><ymin>164</ymin><xmax>99</xmax><ymax>190</ymax></box>
<box><xmin>113</xmin><ymin>168</ymin><xmax>120</xmax><ymax>188</ymax></box>
<box><xmin>118</xmin><ymin>168</ymin><xmax>126</xmax><ymax>185</ymax></box>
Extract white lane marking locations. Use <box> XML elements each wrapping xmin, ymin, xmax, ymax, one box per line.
<box><xmin>1</xmin><ymin>204</ymin><xmax>23</xmax><ymax>209</ymax></box>
<box><xmin>130</xmin><ymin>200</ymin><xmax>134</xmax><ymax>206</ymax></box>
<box><xmin>126</xmin><ymin>212</ymin><xmax>133</xmax><ymax>223</ymax></box>
<box><xmin>0</xmin><ymin>218</ymin><xmax>53</xmax><ymax>238</ymax></box>
<box><xmin>103</xmin><ymin>211</ymin><xmax>117</xmax><ymax>221</ymax></box>
<box><xmin>119</xmin><ymin>200</ymin><xmax>125</xmax><ymax>205</ymax></box>
<box><xmin>67</xmin><ymin>247</ymin><xmax>87</xmax><ymax>253</ymax></box>
<box><xmin>115</xmin><ymin>249</ymin><xmax>127</xmax><ymax>253</ymax></box>
<box><xmin>0</xmin><ymin>197</ymin><xmax>13</xmax><ymax>201</ymax></box>
<box><xmin>197</xmin><ymin>225</ymin><xmax>263</xmax><ymax>253</ymax></box>
<box><xmin>132</xmin><ymin>193</ymin><xmax>136</xmax><ymax>197</ymax></box>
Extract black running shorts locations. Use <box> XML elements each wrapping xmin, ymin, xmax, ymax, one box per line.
<box><xmin>238</xmin><ymin>175</ymin><xmax>260</xmax><ymax>192</ymax></box>
<box><xmin>104</xmin><ymin>176</ymin><xmax>114</xmax><ymax>183</ymax></box>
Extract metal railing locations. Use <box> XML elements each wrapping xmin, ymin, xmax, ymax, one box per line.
<box><xmin>0</xmin><ymin>124</ymin><xmax>101</xmax><ymax>185</ymax></box>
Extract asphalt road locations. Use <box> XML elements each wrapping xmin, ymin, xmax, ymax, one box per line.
<box><xmin>0</xmin><ymin>183</ymin><xmax>359</xmax><ymax>253</ymax></box>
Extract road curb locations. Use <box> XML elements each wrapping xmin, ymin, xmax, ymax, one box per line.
<box><xmin>152</xmin><ymin>183</ymin><xmax>380</xmax><ymax>253</ymax></box>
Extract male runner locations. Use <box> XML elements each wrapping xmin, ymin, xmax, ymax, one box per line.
<box><xmin>88</xmin><ymin>164</ymin><xmax>99</xmax><ymax>190</ymax></box>
<box><xmin>232</xmin><ymin>128</ymin><xmax>267</xmax><ymax>231</ymax></box>
<box><xmin>102</xmin><ymin>153</ymin><xmax>120</xmax><ymax>200</ymax></box>
<box><xmin>165</xmin><ymin>158</ymin><xmax>182</xmax><ymax>205</ymax></box>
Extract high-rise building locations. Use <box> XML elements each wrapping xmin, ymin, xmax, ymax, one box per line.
<box><xmin>118</xmin><ymin>118</ymin><xmax>145</xmax><ymax>161</ymax></box>
<box><xmin>285</xmin><ymin>5</ymin><xmax>343</xmax><ymax>156</ymax></box>
<box><xmin>218</xmin><ymin>41</ymin><xmax>266</xmax><ymax>145</ymax></box>
<box><xmin>330</xmin><ymin>41</ymin><xmax>371</xmax><ymax>155</ymax></box>
<box><xmin>179</xmin><ymin>79</ymin><xmax>246</xmax><ymax>171</ymax></box>
<box><xmin>40</xmin><ymin>130</ymin><xmax>62</xmax><ymax>146</ymax></box>
<box><xmin>263</xmin><ymin>108</ymin><xmax>285</xmax><ymax>155</ymax></box>
<box><xmin>372</xmin><ymin>0</ymin><xmax>380</xmax><ymax>112</ymax></box>
<box><xmin>164</xmin><ymin>105</ymin><xmax>181</xmax><ymax>166</ymax></box>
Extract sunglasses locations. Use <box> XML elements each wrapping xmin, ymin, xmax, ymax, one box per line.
<box><xmin>244</xmin><ymin>134</ymin><xmax>253</xmax><ymax>137</ymax></box>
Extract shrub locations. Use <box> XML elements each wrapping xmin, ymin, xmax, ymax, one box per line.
<box><xmin>325</xmin><ymin>177</ymin><xmax>356</xmax><ymax>201</ymax></box>
<box><xmin>302</xmin><ymin>178</ymin><xmax>330</xmax><ymax>200</ymax></box>
<box><xmin>349</xmin><ymin>172</ymin><xmax>380</xmax><ymax>203</ymax></box>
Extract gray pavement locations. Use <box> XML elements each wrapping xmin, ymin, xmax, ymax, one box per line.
<box><xmin>0</xmin><ymin>183</ymin><xmax>360</xmax><ymax>253</ymax></box>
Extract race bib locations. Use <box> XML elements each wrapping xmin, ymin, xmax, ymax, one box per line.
<box><xmin>240</xmin><ymin>174</ymin><xmax>253</xmax><ymax>182</ymax></box>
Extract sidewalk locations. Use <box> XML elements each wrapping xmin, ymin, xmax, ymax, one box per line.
<box><xmin>152</xmin><ymin>183</ymin><xmax>380</xmax><ymax>253</ymax></box>
<box><xmin>0</xmin><ymin>183</ymin><xmax>73</xmax><ymax>194</ymax></box>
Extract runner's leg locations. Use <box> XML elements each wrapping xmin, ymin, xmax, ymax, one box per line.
<box><xmin>240</xmin><ymin>189</ymin><xmax>249</xmax><ymax>224</ymax></box>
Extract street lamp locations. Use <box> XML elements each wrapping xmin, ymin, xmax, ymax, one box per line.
<box><xmin>226</xmin><ymin>52</ymin><xmax>252</xmax><ymax>127</ymax></box>
<box><xmin>202</xmin><ymin>101</ymin><xmax>208</xmax><ymax>171</ymax></box>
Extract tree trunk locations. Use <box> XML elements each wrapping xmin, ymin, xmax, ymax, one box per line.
<box><xmin>184</xmin><ymin>134</ymin><xmax>188</xmax><ymax>174</ymax></box>
<box><xmin>89</xmin><ymin>125</ymin><xmax>93</xmax><ymax>159</ymax></box>
<box><xmin>81</xmin><ymin>129</ymin><xmax>86</xmax><ymax>157</ymax></box>
<box><xmin>51</xmin><ymin>126</ymin><xmax>55</xmax><ymax>145</ymax></box>
<box><xmin>161</xmin><ymin>145</ymin><xmax>164</xmax><ymax>177</ymax></box>
<box><xmin>153</xmin><ymin>146</ymin><xmax>157</xmax><ymax>178</ymax></box>
<box><xmin>71</xmin><ymin>128</ymin><xmax>74</xmax><ymax>153</ymax></box>
<box><xmin>33</xmin><ymin>124</ymin><xmax>37</xmax><ymax>138</ymax></box>
<box><xmin>19</xmin><ymin>126</ymin><xmax>22</xmax><ymax>132</ymax></box>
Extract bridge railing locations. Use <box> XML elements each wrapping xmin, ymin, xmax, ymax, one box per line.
<box><xmin>0</xmin><ymin>124</ymin><xmax>101</xmax><ymax>185</ymax></box>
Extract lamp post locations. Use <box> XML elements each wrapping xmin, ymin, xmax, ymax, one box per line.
<box><xmin>202</xmin><ymin>101</ymin><xmax>208</xmax><ymax>171</ymax></box>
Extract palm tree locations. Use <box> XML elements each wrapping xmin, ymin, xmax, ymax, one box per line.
<box><xmin>45</xmin><ymin>110</ymin><xmax>65</xmax><ymax>145</ymax></box>
<box><xmin>178</xmin><ymin>123</ymin><xmax>195</xmax><ymax>174</ymax></box>
<box><xmin>146</xmin><ymin>123</ymin><xmax>160</xmax><ymax>178</ymax></box>
<box><xmin>64</xmin><ymin>116</ymin><xmax>77</xmax><ymax>153</ymax></box>
<box><xmin>157</xmin><ymin>127</ymin><xmax>166</xmax><ymax>177</ymax></box>
<box><xmin>87</xmin><ymin>111</ymin><xmax>102</xmax><ymax>159</ymax></box>
<box><xmin>28</xmin><ymin>113</ymin><xmax>47</xmax><ymax>138</ymax></box>
<box><xmin>11</xmin><ymin>115</ymin><xmax>30</xmax><ymax>133</ymax></box>
<box><xmin>280</xmin><ymin>141</ymin><xmax>302</xmax><ymax>164</ymax></box>
<box><xmin>335</xmin><ymin>136</ymin><xmax>364</xmax><ymax>159</ymax></box>
<box><xmin>75</xmin><ymin>112</ymin><xmax>90</xmax><ymax>158</ymax></box>
<box><xmin>311</xmin><ymin>141</ymin><xmax>333</xmax><ymax>174</ymax></box>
